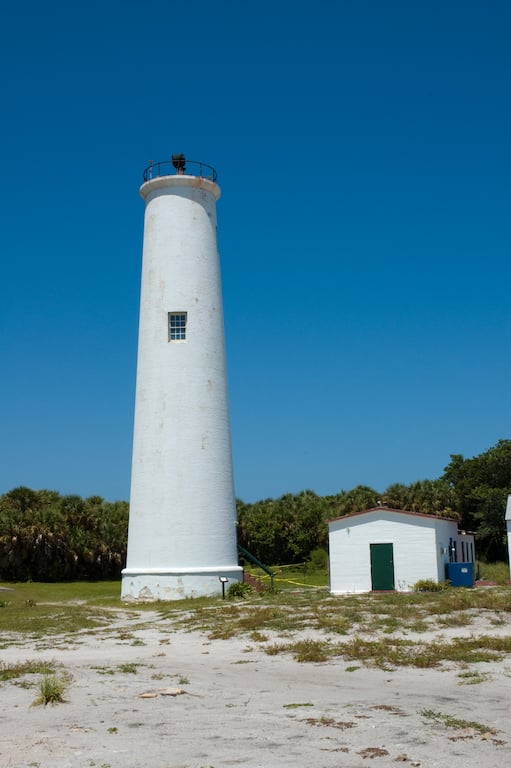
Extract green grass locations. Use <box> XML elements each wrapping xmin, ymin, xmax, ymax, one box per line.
<box><xmin>267</xmin><ymin>638</ymin><xmax>333</xmax><ymax>663</ymax></box>
<box><xmin>457</xmin><ymin>670</ymin><xmax>489</xmax><ymax>685</ymax></box>
<box><xmin>421</xmin><ymin>709</ymin><xmax>495</xmax><ymax>734</ymax></box>
<box><xmin>243</xmin><ymin>564</ymin><xmax>329</xmax><ymax>589</ymax></box>
<box><xmin>92</xmin><ymin>666</ymin><xmax>115</xmax><ymax>675</ymax></box>
<box><xmin>437</xmin><ymin>612</ymin><xmax>474</xmax><ymax>627</ymax></box>
<box><xmin>0</xmin><ymin>660</ymin><xmax>60</xmax><ymax>681</ymax></box>
<box><xmin>0</xmin><ymin>603</ymin><xmax>109</xmax><ymax>637</ymax></box>
<box><xmin>265</xmin><ymin>633</ymin><xmax>511</xmax><ymax>668</ymax></box>
<box><xmin>477</xmin><ymin>561</ymin><xmax>510</xmax><ymax>584</ymax></box>
<box><xmin>2</xmin><ymin>580</ymin><xmax>511</xmax><ymax>672</ymax></box>
<box><xmin>117</xmin><ymin>663</ymin><xmax>140</xmax><ymax>674</ymax></box>
<box><xmin>0</xmin><ymin>581</ymin><xmax>122</xmax><ymax>603</ymax></box>
<box><xmin>214</xmin><ymin>605</ymin><xmax>298</xmax><ymax>638</ymax></box>
<box><xmin>305</xmin><ymin>716</ymin><xmax>355</xmax><ymax>729</ymax></box>
<box><xmin>0</xmin><ymin>581</ymin><xmax>124</xmax><ymax>637</ymax></box>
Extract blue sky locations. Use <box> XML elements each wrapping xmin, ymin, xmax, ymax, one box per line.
<box><xmin>1</xmin><ymin>1</ymin><xmax>509</xmax><ymax>503</ymax></box>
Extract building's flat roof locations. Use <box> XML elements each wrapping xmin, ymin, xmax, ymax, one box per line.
<box><xmin>327</xmin><ymin>506</ymin><xmax>460</xmax><ymax>525</ymax></box>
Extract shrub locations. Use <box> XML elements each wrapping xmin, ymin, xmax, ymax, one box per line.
<box><xmin>32</xmin><ymin>674</ymin><xmax>68</xmax><ymax>706</ymax></box>
<box><xmin>307</xmin><ymin>548</ymin><xmax>328</xmax><ymax>572</ymax></box>
<box><xmin>227</xmin><ymin>581</ymin><xmax>253</xmax><ymax>600</ymax></box>
<box><xmin>413</xmin><ymin>579</ymin><xmax>449</xmax><ymax>593</ymax></box>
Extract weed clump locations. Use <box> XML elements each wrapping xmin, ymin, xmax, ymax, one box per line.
<box><xmin>117</xmin><ymin>663</ymin><xmax>139</xmax><ymax>674</ymax></box>
<box><xmin>32</xmin><ymin>674</ymin><xmax>68</xmax><ymax>706</ymax></box>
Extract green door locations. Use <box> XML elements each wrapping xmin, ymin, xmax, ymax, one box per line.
<box><xmin>370</xmin><ymin>543</ymin><xmax>395</xmax><ymax>591</ymax></box>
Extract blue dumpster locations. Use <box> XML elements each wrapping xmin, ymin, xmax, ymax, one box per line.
<box><xmin>446</xmin><ymin>562</ymin><xmax>474</xmax><ymax>587</ymax></box>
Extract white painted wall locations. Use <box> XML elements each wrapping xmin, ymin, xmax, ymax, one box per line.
<box><xmin>328</xmin><ymin>509</ymin><xmax>468</xmax><ymax>594</ymax></box>
<box><xmin>122</xmin><ymin>174</ymin><xmax>242</xmax><ymax>601</ymax></box>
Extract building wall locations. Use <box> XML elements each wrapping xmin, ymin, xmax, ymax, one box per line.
<box><xmin>328</xmin><ymin>510</ymin><xmax>461</xmax><ymax>593</ymax></box>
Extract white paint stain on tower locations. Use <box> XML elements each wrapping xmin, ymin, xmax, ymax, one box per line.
<box><xmin>121</xmin><ymin>156</ymin><xmax>242</xmax><ymax>601</ymax></box>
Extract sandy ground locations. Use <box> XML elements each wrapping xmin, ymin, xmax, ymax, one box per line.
<box><xmin>1</xmin><ymin>606</ymin><xmax>511</xmax><ymax>768</ymax></box>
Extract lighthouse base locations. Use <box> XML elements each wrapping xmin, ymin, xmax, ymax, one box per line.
<box><xmin>120</xmin><ymin>566</ymin><xmax>243</xmax><ymax>602</ymax></box>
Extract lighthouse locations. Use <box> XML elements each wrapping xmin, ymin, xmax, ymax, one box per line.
<box><xmin>121</xmin><ymin>156</ymin><xmax>242</xmax><ymax>601</ymax></box>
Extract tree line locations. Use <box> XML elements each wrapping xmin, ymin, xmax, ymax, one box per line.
<box><xmin>0</xmin><ymin>440</ymin><xmax>509</xmax><ymax>581</ymax></box>
<box><xmin>0</xmin><ymin>488</ymin><xmax>128</xmax><ymax>581</ymax></box>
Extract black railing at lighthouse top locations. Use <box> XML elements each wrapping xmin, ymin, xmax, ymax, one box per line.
<box><xmin>143</xmin><ymin>156</ymin><xmax>218</xmax><ymax>183</ymax></box>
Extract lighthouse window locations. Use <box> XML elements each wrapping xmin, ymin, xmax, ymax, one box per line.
<box><xmin>168</xmin><ymin>312</ymin><xmax>187</xmax><ymax>341</ymax></box>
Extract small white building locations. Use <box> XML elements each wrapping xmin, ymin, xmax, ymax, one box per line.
<box><xmin>328</xmin><ymin>507</ymin><xmax>475</xmax><ymax>594</ymax></box>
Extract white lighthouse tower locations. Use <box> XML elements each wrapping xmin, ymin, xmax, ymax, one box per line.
<box><xmin>121</xmin><ymin>155</ymin><xmax>242</xmax><ymax>601</ymax></box>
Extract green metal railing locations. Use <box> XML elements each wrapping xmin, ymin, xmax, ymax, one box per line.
<box><xmin>237</xmin><ymin>544</ymin><xmax>275</xmax><ymax>590</ymax></box>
